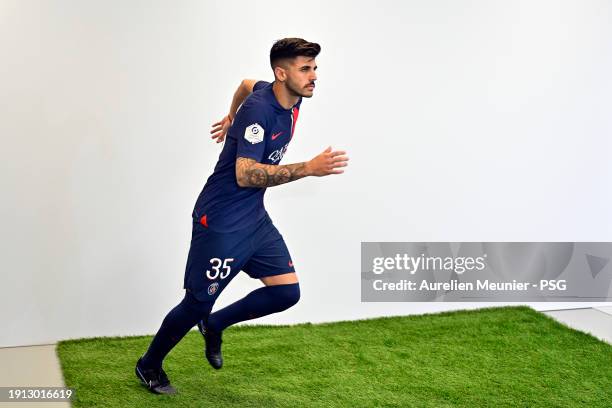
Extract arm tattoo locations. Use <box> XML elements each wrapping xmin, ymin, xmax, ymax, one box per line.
<box><xmin>236</xmin><ymin>157</ymin><xmax>309</xmax><ymax>188</ymax></box>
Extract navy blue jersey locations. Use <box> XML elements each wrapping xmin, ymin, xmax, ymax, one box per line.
<box><xmin>192</xmin><ymin>81</ymin><xmax>302</xmax><ymax>232</ymax></box>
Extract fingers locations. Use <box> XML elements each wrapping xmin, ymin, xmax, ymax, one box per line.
<box><xmin>210</xmin><ymin>125</ymin><xmax>223</xmax><ymax>134</ymax></box>
<box><xmin>327</xmin><ymin>153</ymin><xmax>349</xmax><ymax>166</ymax></box>
<box><xmin>321</xmin><ymin>149</ymin><xmax>347</xmax><ymax>160</ymax></box>
<box><xmin>331</xmin><ymin>155</ymin><xmax>349</xmax><ymax>163</ymax></box>
<box><xmin>328</xmin><ymin>163</ymin><xmax>348</xmax><ymax>173</ymax></box>
<box><xmin>211</xmin><ymin>116</ymin><xmax>230</xmax><ymax>133</ymax></box>
<box><xmin>328</xmin><ymin>156</ymin><xmax>348</xmax><ymax>166</ymax></box>
<box><xmin>310</xmin><ymin>147</ymin><xmax>349</xmax><ymax>176</ymax></box>
<box><xmin>212</xmin><ymin>134</ymin><xmax>225</xmax><ymax>142</ymax></box>
<box><xmin>210</xmin><ymin>117</ymin><xmax>229</xmax><ymax>143</ymax></box>
<box><xmin>211</xmin><ymin>131</ymin><xmax>226</xmax><ymax>142</ymax></box>
<box><xmin>212</xmin><ymin>115</ymin><xmax>230</xmax><ymax>127</ymax></box>
<box><xmin>324</xmin><ymin>155</ymin><xmax>348</xmax><ymax>175</ymax></box>
<box><xmin>319</xmin><ymin>148</ymin><xmax>349</xmax><ymax>174</ymax></box>
<box><xmin>320</xmin><ymin>148</ymin><xmax>347</xmax><ymax>159</ymax></box>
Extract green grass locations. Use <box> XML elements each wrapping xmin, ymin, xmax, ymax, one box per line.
<box><xmin>57</xmin><ymin>306</ymin><xmax>612</xmax><ymax>407</ymax></box>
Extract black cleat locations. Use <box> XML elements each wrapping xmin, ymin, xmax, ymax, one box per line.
<box><xmin>197</xmin><ymin>320</ymin><xmax>223</xmax><ymax>369</ymax></box>
<box><xmin>135</xmin><ymin>358</ymin><xmax>177</xmax><ymax>395</ymax></box>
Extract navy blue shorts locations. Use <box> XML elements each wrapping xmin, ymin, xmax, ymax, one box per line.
<box><xmin>183</xmin><ymin>213</ymin><xmax>295</xmax><ymax>302</ymax></box>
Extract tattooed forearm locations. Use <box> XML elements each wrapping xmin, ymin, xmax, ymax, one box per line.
<box><xmin>236</xmin><ymin>157</ymin><xmax>310</xmax><ymax>188</ymax></box>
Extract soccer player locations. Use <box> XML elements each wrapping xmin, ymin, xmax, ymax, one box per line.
<box><xmin>135</xmin><ymin>38</ymin><xmax>348</xmax><ymax>394</ymax></box>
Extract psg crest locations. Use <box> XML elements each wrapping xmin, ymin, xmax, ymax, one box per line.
<box><xmin>207</xmin><ymin>282</ymin><xmax>219</xmax><ymax>296</ymax></box>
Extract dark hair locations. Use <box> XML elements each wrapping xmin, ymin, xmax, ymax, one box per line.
<box><xmin>270</xmin><ymin>38</ymin><xmax>321</xmax><ymax>68</ymax></box>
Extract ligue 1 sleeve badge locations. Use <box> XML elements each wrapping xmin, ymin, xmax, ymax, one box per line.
<box><xmin>244</xmin><ymin>123</ymin><xmax>264</xmax><ymax>144</ymax></box>
<box><xmin>207</xmin><ymin>282</ymin><xmax>219</xmax><ymax>296</ymax></box>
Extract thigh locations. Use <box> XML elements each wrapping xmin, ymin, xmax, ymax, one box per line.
<box><xmin>242</xmin><ymin>218</ymin><xmax>296</xmax><ymax>280</ymax></box>
<box><xmin>183</xmin><ymin>221</ymin><xmax>253</xmax><ymax>302</ymax></box>
<box><xmin>260</xmin><ymin>272</ymin><xmax>299</xmax><ymax>286</ymax></box>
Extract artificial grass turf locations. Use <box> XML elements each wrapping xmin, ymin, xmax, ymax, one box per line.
<box><xmin>57</xmin><ymin>306</ymin><xmax>612</xmax><ymax>407</ymax></box>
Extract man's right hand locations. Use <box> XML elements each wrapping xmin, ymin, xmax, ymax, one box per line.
<box><xmin>210</xmin><ymin>114</ymin><xmax>232</xmax><ymax>143</ymax></box>
<box><xmin>306</xmin><ymin>146</ymin><xmax>349</xmax><ymax>176</ymax></box>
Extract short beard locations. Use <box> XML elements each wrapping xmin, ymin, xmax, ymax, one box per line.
<box><xmin>286</xmin><ymin>81</ymin><xmax>311</xmax><ymax>98</ymax></box>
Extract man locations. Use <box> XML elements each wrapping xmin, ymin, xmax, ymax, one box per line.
<box><xmin>135</xmin><ymin>38</ymin><xmax>348</xmax><ymax>395</ymax></box>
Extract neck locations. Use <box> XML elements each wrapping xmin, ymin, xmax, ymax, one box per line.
<box><xmin>272</xmin><ymin>81</ymin><xmax>300</xmax><ymax>109</ymax></box>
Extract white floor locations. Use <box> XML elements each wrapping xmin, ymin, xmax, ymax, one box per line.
<box><xmin>543</xmin><ymin>305</ymin><xmax>612</xmax><ymax>344</ymax></box>
<box><xmin>594</xmin><ymin>305</ymin><xmax>612</xmax><ymax>317</ymax></box>
<box><xmin>0</xmin><ymin>344</ymin><xmax>70</xmax><ymax>408</ymax></box>
<box><xmin>0</xmin><ymin>306</ymin><xmax>610</xmax><ymax>408</ymax></box>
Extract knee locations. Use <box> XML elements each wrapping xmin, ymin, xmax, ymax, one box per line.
<box><xmin>275</xmin><ymin>282</ymin><xmax>300</xmax><ymax>308</ymax></box>
<box><xmin>287</xmin><ymin>283</ymin><xmax>301</xmax><ymax>306</ymax></box>
<box><xmin>183</xmin><ymin>290</ymin><xmax>214</xmax><ymax>317</ymax></box>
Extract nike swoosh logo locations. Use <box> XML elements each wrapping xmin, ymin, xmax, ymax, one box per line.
<box><xmin>271</xmin><ymin>132</ymin><xmax>283</xmax><ymax>140</ymax></box>
<box><xmin>288</xmin><ymin>261</ymin><xmax>293</xmax><ymax>267</ymax></box>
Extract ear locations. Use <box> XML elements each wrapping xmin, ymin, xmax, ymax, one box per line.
<box><xmin>273</xmin><ymin>65</ymin><xmax>287</xmax><ymax>82</ymax></box>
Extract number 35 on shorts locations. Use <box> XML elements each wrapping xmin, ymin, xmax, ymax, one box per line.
<box><xmin>206</xmin><ymin>258</ymin><xmax>234</xmax><ymax>280</ymax></box>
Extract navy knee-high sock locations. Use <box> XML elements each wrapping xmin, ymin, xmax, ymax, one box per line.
<box><xmin>140</xmin><ymin>291</ymin><xmax>213</xmax><ymax>369</ymax></box>
<box><xmin>207</xmin><ymin>283</ymin><xmax>300</xmax><ymax>332</ymax></box>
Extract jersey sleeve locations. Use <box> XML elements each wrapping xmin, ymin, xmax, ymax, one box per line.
<box><xmin>234</xmin><ymin>102</ymin><xmax>269</xmax><ymax>162</ymax></box>
<box><xmin>253</xmin><ymin>80</ymin><xmax>270</xmax><ymax>92</ymax></box>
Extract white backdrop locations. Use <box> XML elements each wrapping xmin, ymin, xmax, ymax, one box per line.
<box><xmin>1</xmin><ymin>0</ymin><xmax>611</xmax><ymax>347</ymax></box>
